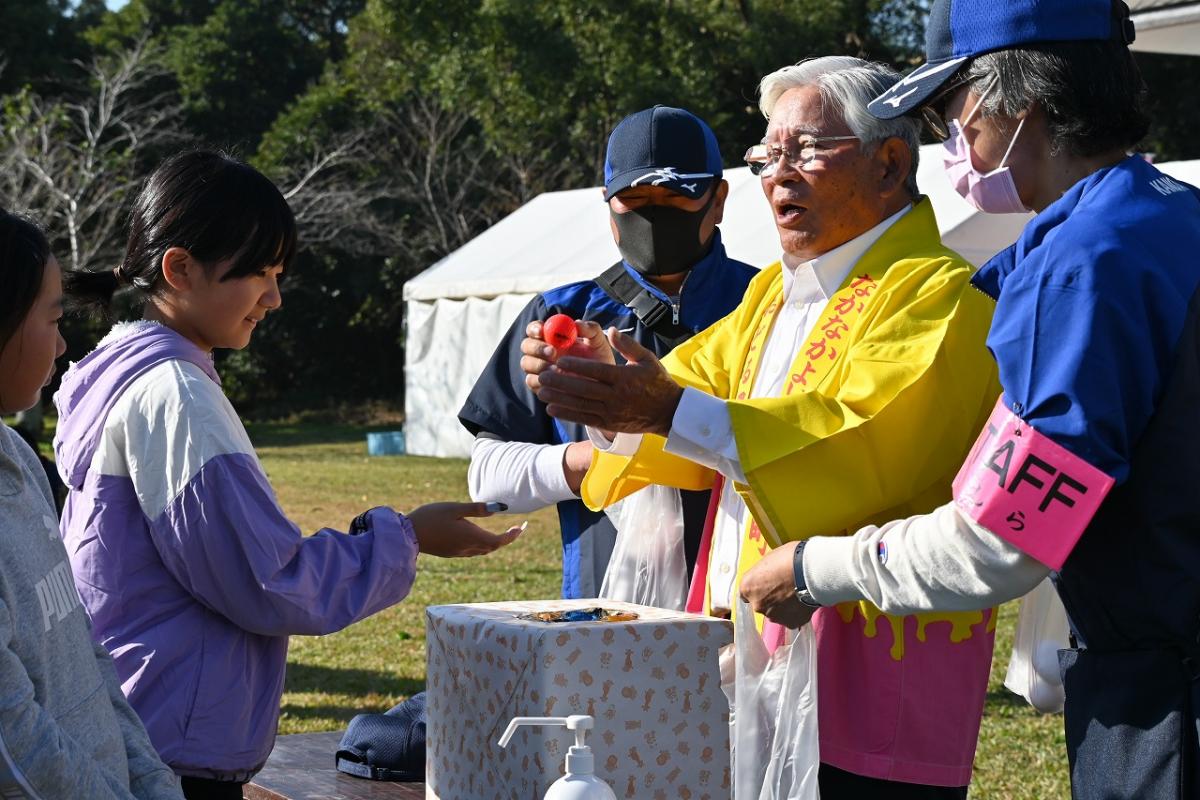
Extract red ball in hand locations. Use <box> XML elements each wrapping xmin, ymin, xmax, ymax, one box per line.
<box><xmin>543</xmin><ymin>314</ymin><xmax>578</xmax><ymax>352</ymax></box>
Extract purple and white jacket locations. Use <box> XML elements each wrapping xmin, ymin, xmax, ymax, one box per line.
<box><xmin>53</xmin><ymin>321</ymin><xmax>419</xmax><ymax>781</ymax></box>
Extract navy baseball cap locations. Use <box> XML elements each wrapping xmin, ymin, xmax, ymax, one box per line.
<box><xmin>603</xmin><ymin>105</ymin><xmax>723</xmax><ymax>201</ymax></box>
<box><xmin>869</xmin><ymin>0</ymin><xmax>1136</xmax><ymax>119</ymax></box>
<box><xmin>335</xmin><ymin>692</ymin><xmax>426</xmax><ymax>781</ymax></box>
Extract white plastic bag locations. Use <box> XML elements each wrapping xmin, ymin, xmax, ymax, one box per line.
<box><xmin>1004</xmin><ymin>576</ymin><xmax>1070</xmax><ymax>713</ymax></box>
<box><xmin>599</xmin><ymin>484</ymin><xmax>689</xmax><ymax>610</ymax></box>
<box><xmin>726</xmin><ymin>597</ymin><xmax>821</xmax><ymax>800</ymax></box>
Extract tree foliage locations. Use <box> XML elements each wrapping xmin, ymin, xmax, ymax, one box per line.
<box><xmin>0</xmin><ymin>0</ymin><xmax>107</xmax><ymax>95</ymax></box>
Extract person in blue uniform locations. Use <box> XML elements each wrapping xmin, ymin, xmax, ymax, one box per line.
<box><xmin>737</xmin><ymin>2</ymin><xmax>1200</xmax><ymax>797</ymax></box>
<box><xmin>459</xmin><ymin>106</ymin><xmax>757</xmax><ymax>598</ymax></box>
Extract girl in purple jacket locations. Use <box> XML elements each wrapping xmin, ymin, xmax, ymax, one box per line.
<box><xmin>53</xmin><ymin>151</ymin><xmax>522</xmax><ymax>799</ymax></box>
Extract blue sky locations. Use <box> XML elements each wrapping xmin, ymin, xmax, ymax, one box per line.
<box><xmin>105</xmin><ymin>0</ymin><xmax>128</xmax><ymax>9</ymax></box>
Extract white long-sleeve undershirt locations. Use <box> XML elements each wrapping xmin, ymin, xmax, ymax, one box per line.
<box><xmin>802</xmin><ymin>500</ymin><xmax>1051</xmax><ymax>615</ymax></box>
<box><xmin>466</xmin><ymin>437</ymin><xmax>577</xmax><ymax>514</ymax></box>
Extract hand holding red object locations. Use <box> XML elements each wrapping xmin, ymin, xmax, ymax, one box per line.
<box><xmin>542</xmin><ymin>314</ymin><xmax>578</xmax><ymax>352</ymax></box>
<box><xmin>520</xmin><ymin>318</ymin><xmax>614</xmax><ymax>395</ymax></box>
<box><xmin>535</xmin><ymin>328</ymin><xmax>683</xmax><ymax>437</ymax></box>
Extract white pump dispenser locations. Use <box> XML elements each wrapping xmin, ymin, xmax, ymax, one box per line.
<box><xmin>497</xmin><ymin>715</ymin><xmax>618</xmax><ymax>800</ymax></box>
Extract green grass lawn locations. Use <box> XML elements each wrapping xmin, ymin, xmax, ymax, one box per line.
<box><xmin>248</xmin><ymin>422</ymin><xmax>1069</xmax><ymax>799</ymax></box>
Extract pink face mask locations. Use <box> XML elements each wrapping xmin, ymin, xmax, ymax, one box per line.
<box><xmin>942</xmin><ymin>78</ymin><xmax>1029</xmax><ymax>215</ymax></box>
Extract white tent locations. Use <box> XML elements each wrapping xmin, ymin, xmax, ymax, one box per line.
<box><xmin>1131</xmin><ymin>0</ymin><xmax>1200</xmax><ymax>56</ymax></box>
<box><xmin>403</xmin><ymin>149</ymin><xmax>1200</xmax><ymax>458</ymax></box>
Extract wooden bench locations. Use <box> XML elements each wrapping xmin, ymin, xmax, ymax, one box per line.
<box><xmin>243</xmin><ymin>731</ymin><xmax>425</xmax><ymax>799</ymax></box>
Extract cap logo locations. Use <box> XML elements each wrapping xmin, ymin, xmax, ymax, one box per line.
<box><xmin>883</xmin><ymin>85</ymin><xmax>921</xmax><ymax>109</ymax></box>
<box><xmin>630</xmin><ymin>167</ymin><xmax>714</xmax><ymax>187</ymax></box>
<box><xmin>879</xmin><ymin>57</ymin><xmax>966</xmax><ymax>106</ymax></box>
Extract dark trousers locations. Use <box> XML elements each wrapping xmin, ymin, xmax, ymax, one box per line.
<box><xmin>819</xmin><ymin>763</ymin><xmax>969</xmax><ymax>800</ymax></box>
<box><xmin>180</xmin><ymin>776</ymin><xmax>246</xmax><ymax>800</ymax></box>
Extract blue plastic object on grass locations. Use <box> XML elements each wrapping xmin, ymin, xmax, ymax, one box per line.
<box><xmin>367</xmin><ymin>431</ymin><xmax>405</xmax><ymax>456</ymax></box>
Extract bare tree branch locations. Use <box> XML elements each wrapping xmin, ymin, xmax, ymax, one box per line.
<box><xmin>0</xmin><ymin>38</ymin><xmax>186</xmax><ymax>271</ymax></box>
<box><xmin>262</xmin><ymin>72</ymin><xmax>577</xmax><ymax>284</ymax></box>
<box><xmin>271</xmin><ymin>95</ymin><xmax>513</xmax><ymax>266</ymax></box>
<box><xmin>275</xmin><ymin>126</ymin><xmax>408</xmax><ymax>257</ymax></box>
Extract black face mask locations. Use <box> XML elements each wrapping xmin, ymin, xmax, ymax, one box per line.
<box><xmin>610</xmin><ymin>192</ymin><xmax>716</xmax><ymax>276</ymax></box>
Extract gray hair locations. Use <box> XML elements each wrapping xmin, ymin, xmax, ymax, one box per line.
<box><xmin>961</xmin><ymin>43</ymin><xmax>1148</xmax><ymax>158</ymax></box>
<box><xmin>757</xmin><ymin>56</ymin><xmax>920</xmax><ymax>196</ymax></box>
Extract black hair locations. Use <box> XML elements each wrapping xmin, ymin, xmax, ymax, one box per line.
<box><xmin>962</xmin><ymin>37</ymin><xmax>1150</xmax><ymax>158</ymax></box>
<box><xmin>0</xmin><ymin>210</ymin><xmax>52</xmax><ymax>353</ymax></box>
<box><xmin>65</xmin><ymin>150</ymin><xmax>297</xmax><ymax>320</ymax></box>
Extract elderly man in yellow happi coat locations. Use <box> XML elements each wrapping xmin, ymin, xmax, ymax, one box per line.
<box><xmin>524</xmin><ymin>57</ymin><xmax>1000</xmax><ymax>799</ymax></box>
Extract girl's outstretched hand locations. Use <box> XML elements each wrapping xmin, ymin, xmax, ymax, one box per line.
<box><xmin>407</xmin><ymin>502</ymin><xmax>526</xmax><ymax>557</ymax></box>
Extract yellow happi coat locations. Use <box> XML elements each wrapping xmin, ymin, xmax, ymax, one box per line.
<box><xmin>582</xmin><ymin>198</ymin><xmax>1002</xmax><ymax>786</ymax></box>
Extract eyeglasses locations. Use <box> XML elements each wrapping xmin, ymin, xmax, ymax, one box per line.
<box><xmin>743</xmin><ymin>134</ymin><xmax>860</xmax><ymax>176</ymax></box>
<box><xmin>920</xmin><ymin>106</ymin><xmax>951</xmax><ymax>142</ymax></box>
<box><xmin>920</xmin><ymin>77</ymin><xmax>973</xmax><ymax>142</ymax></box>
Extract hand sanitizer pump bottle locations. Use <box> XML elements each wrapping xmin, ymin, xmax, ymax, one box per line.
<box><xmin>497</xmin><ymin>714</ymin><xmax>618</xmax><ymax>800</ymax></box>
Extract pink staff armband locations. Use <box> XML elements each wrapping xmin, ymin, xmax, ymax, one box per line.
<box><xmin>952</xmin><ymin>398</ymin><xmax>1116</xmax><ymax>570</ymax></box>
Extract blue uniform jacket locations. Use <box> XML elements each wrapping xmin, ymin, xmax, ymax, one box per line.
<box><xmin>459</xmin><ymin>232</ymin><xmax>757</xmax><ymax>597</ymax></box>
<box><xmin>972</xmin><ymin>155</ymin><xmax>1200</xmax><ymax>797</ymax></box>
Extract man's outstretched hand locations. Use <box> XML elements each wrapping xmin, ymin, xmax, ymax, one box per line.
<box><xmin>526</xmin><ymin>325</ymin><xmax>683</xmax><ymax>437</ymax></box>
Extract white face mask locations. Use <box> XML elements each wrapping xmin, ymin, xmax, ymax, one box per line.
<box><xmin>941</xmin><ymin>77</ymin><xmax>1030</xmax><ymax>214</ymax></box>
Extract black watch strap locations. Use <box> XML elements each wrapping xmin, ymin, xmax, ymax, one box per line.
<box><xmin>792</xmin><ymin>540</ymin><xmax>822</xmax><ymax>608</ymax></box>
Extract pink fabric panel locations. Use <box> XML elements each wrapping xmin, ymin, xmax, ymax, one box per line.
<box><xmin>813</xmin><ymin>606</ymin><xmax>995</xmax><ymax>787</ymax></box>
<box><xmin>953</xmin><ymin>398</ymin><xmax>1115</xmax><ymax>569</ymax></box>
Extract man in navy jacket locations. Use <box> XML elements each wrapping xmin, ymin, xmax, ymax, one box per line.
<box><xmin>460</xmin><ymin>106</ymin><xmax>757</xmax><ymax>598</ymax></box>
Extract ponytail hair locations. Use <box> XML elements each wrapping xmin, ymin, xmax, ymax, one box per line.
<box><xmin>66</xmin><ymin>149</ymin><xmax>297</xmax><ymax>320</ymax></box>
<box><xmin>62</xmin><ymin>265</ymin><xmax>123</xmax><ymax>321</ymax></box>
<box><xmin>0</xmin><ymin>209</ymin><xmax>52</xmax><ymax>352</ymax></box>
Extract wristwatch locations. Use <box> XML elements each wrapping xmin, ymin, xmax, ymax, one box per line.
<box><xmin>792</xmin><ymin>540</ymin><xmax>823</xmax><ymax>608</ymax></box>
